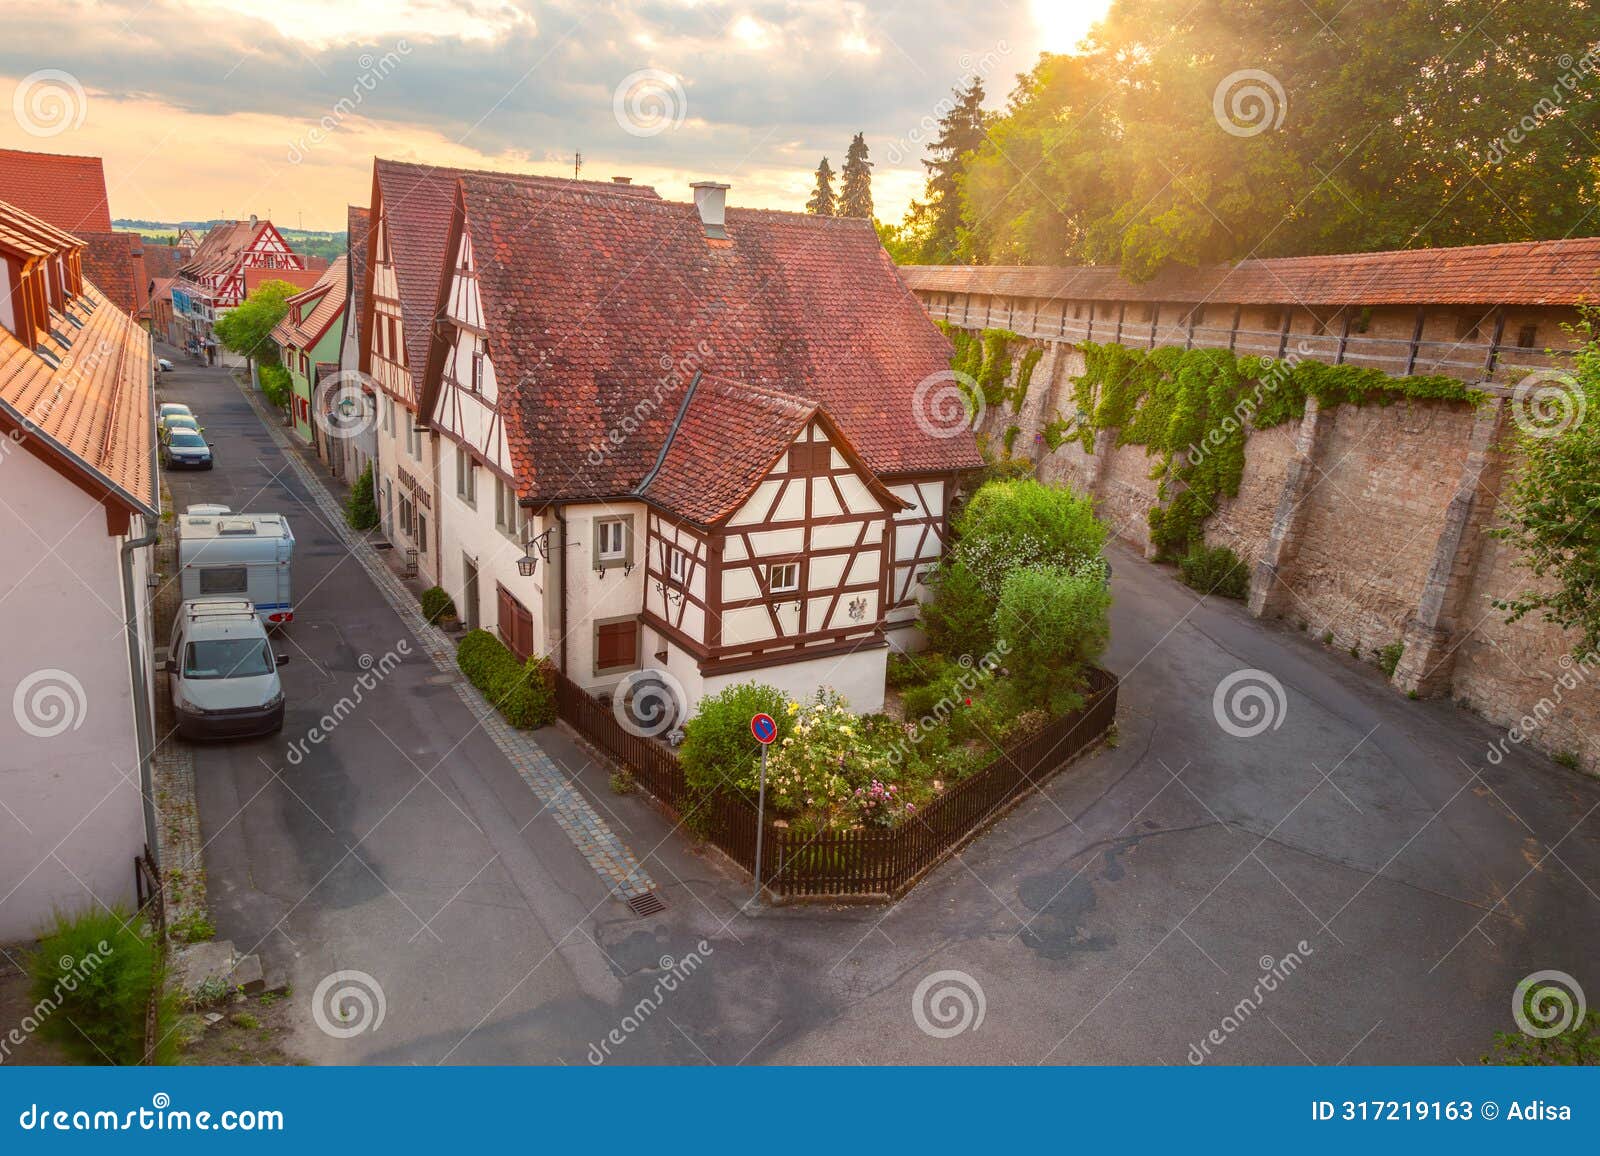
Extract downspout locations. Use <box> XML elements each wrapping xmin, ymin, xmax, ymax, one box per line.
<box><xmin>555</xmin><ymin>506</ymin><xmax>568</xmax><ymax>676</ymax></box>
<box><xmin>122</xmin><ymin>332</ymin><xmax>162</xmax><ymax>855</ymax></box>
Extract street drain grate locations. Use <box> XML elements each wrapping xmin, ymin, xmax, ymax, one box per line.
<box><xmin>626</xmin><ymin>892</ymin><xmax>665</xmax><ymax>917</ymax></box>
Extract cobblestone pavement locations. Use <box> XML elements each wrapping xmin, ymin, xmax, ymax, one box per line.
<box><xmin>231</xmin><ymin>375</ymin><xmax>656</xmax><ymax>902</ymax></box>
<box><xmin>149</xmin><ymin>490</ymin><xmax>206</xmax><ymax>927</ymax></box>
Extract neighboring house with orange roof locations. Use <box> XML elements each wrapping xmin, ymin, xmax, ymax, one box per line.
<box><xmin>0</xmin><ymin>195</ymin><xmax>161</xmax><ymax>942</ymax></box>
<box><xmin>360</xmin><ymin>158</ymin><xmax>979</xmax><ymax>715</ymax></box>
<box><xmin>0</xmin><ymin>148</ymin><xmax>149</xmax><ymax>321</ymax></box>
<box><xmin>270</xmin><ymin>255</ymin><xmax>347</xmax><ymax>447</ymax></box>
<box><xmin>173</xmin><ymin>216</ymin><xmax>304</xmax><ymax>359</ymax></box>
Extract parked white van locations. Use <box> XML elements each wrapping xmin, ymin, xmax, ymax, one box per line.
<box><xmin>166</xmin><ymin>599</ymin><xmax>289</xmax><ymax>739</ymax></box>
<box><xmin>177</xmin><ymin>512</ymin><xmax>295</xmax><ymax>625</ymax></box>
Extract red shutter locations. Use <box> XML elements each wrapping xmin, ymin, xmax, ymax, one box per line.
<box><xmin>596</xmin><ymin>621</ymin><xmax>638</xmax><ymax>671</ymax></box>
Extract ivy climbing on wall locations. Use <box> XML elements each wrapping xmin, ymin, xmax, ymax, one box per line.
<box><xmin>938</xmin><ymin>322</ymin><xmax>1022</xmax><ymax>408</ymax></box>
<box><xmin>1062</xmin><ymin>342</ymin><xmax>1480</xmax><ymax>556</ymax></box>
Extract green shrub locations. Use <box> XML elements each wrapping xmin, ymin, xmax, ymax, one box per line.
<box><xmin>1483</xmin><ymin>1009</ymin><xmax>1599</xmax><ymax>1066</ymax></box>
<box><xmin>168</xmin><ymin>910</ymin><xmax>215</xmax><ymax>944</ymax></box>
<box><xmin>346</xmin><ymin>463</ymin><xmax>379</xmax><ymax>530</ymax></box>
<box><xmin>887</xmin><ymin>650</ymin><xmax>954</xmax><ymax>690</ymax></box>
<box><xmin>679</xmin><ymin>682</ymin><xmax>792</xmax><ymax>797</ymax></box>
<box><xmin>420</xmin><ymin>585</ymin><xmax>457</xmax><ymax>623</ymax></box>
<box><xmin>1178</xmin><ymin>543</ymin><xmax>1250</xmax><ymax>600</ymax></box>
<box><xmin>27</xmin><ymin>907</ymin><xmax>175</xmax><ymax>1065</ymax></box>
<box><xmin>456</xmin><ymin>629</ymin><xmax>556</xmax><ymax>728</ymax></box>
<box><xmin>954</xmin><ymin>477</ymin><xmax>1107</xmax><ymax>581</ymax></box>
<box><xmin>995</xmin><ymin>564</ymin><xmax>1111</xmax><ymax>704</ymax></box>
<box><xmin>919</xmin><ymin>561</ymin><xmax>997</xmax><ymax>658</ymax></box>
<box><xmin>1376</xmin><ymin>641</ymin><xmax>1404</xmax><ymax>677</ymax></box>
<box><xmin>258</xmin><ymin>363</ymin><xmax>292</xmax><ymax>408</ymax></box>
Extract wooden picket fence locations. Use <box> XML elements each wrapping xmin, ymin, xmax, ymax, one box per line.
<box><xmin>554</xmin><ymin>666</ymin><xmax>1118</xmax><ymax>901</ymax></box>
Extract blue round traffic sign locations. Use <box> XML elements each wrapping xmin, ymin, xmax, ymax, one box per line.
<box><xmin>751</xmin><ymin>713</ymin><xmax>777</xmax><ymax>744</ymax></box>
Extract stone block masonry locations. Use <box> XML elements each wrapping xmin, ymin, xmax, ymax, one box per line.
<box><xmin>957</xmin><ymin>328</ymin><xmax>1600</xmax><ymax>779</ymax></box>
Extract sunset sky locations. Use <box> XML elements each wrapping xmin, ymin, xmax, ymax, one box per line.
<box><xmin>0</xmin><ymin>0</ymin><xmax>1112</xmax><ymax>233</ymax></box>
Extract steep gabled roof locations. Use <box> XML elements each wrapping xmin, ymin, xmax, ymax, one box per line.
<box><xmin>371</xmin><ymin>158</ymin><xmax>661</xmax><ymax>400</ymax></box>
<box><xmin>271</xmin><ymin>256</ymin><xmax>348</xmax><ymax>351</ymax></box>
<box><xmin>899</xmin><ymin>236</ymin><xmax>1600</xmax><ymax>308</ymax></box>
<box><xmin>0</xmin><ymin>148</ymin><xmax>114</xmax><ymax>232</ymax></box>
<box><xmin>78</xmin><ymin>230</ymin><xmax>146</xmax><ymax>317</ymax></box>
<box><xmin>0</xmin><ymin>200</ymin><xmax>155</xmax><ymax>523</ymax></box>
<box><xmin>446</xmin><ymin>175</ymin><xmax>980</xmax><ymax>507</ymax></box>
<box><xmin>636</xmin><ymin>375</ymin><xmax>906</xmax><ymax>525</ymax></box>
<box><xmin>178</xmin><ymin>219</ymin><xmax>258</xmax><ymax>279</ymax></box>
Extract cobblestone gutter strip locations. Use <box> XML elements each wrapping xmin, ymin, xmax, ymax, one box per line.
<box><xmin>150</xmin><ymin>489</ymin><xmax>207</xmax><ymax>929</ymax></box>
<box><xmin>231</xmin><ymin>374</ymin><xmax>658</xmax><ymax>903</ymax></box>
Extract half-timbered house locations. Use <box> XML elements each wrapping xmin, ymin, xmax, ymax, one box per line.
<box><xmin>173</xmin><ymin>216</ymin><xmax>305</xmax><ymax>354</ymax></box>
<box><xmin>381</xmin><ymin>164</ymin><xmax>979</xmax><ymax>716</ymax></box>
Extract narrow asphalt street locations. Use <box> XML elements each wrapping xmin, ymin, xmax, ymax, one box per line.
<box><xmin>157</xmin><ymin>349</ymin><xmax>1600</xmax><ymax>1066</ymax></box>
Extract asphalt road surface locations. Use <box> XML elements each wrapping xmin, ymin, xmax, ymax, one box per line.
<box><xmin>156</xmin><ymin>349</ymin><xmax>1600</xmax><ymax>1066</ymax></box>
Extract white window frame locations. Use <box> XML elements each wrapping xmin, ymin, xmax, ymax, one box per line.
<box><xmin>768</xmin><ymin>562</ymin><xmax>800</xmax><ymax>594</ymax></box>
<box><xmin>456</xmin><ymin>446</ymin><xmax>477</xmax><ymax>506</ymax></box>
<box><xmin>597</xmin><ymin>519</ymin><xmax>626</xmax><ymax>562</ymax></box>
<box><xmin>668</xmin><ymin>546</ymin><xmax>690</xmax><ymax>587</ymax></box>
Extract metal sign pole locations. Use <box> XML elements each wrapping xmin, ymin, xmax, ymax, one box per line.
<box><xmin>752</xmin><ymin>742</ymin><xmax>768</xmax><ymax>905</ymax></box>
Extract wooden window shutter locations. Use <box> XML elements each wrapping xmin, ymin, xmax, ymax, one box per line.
<box><xmin>595</xmin><ymin>620</ymin><xmax>638</xmax><ymax>671</ymax></box>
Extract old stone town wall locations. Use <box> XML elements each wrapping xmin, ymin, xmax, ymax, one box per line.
<box><xmin>957</xmin><ymin>333</ymin><xmax>1600</xmax><ymax>779</ymax></box>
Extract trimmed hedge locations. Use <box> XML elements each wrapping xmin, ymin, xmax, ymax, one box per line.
<box><xmin>457</xmin><ymin>629</ymin><xmax>556</xmax><ymax>728</ymax></box>
<box><xmin>420</xmin><ymin>585</ymin><xmax>457</xmax><ymax>623</ymax></box>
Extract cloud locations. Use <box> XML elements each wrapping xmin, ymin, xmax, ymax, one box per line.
<box><xmin>0</xmin><ymin>0</ymin><xmax>1046</xmax><ymax>227</ymax></box>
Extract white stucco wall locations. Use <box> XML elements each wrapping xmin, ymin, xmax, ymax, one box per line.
<box><xmin>0</xmin><ymin>452</ymin><xmax>147</xmax><ymax>943</ymax></box>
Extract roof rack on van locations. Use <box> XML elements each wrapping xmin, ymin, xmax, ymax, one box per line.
<box><xmin>183</xmin><ymin>599</ymin><xmax>256</xmax><ymax>618</ymax></box>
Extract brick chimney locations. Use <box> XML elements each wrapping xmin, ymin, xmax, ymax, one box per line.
<box><xmin>611</xmin><ymin>176</ymin><xmax>633</xmax><ymax>186</ymax></box>
<box><xmin>690</xmin><ymin>182</ymin><xmax>730</xmax><ymax>240</ymax></box>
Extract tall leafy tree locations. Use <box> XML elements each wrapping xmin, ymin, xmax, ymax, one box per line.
<box><xmin>212</xmin><ymin>279</ymin><xmax>299</xmax><ymax>365</ymax></box>
<box><xmin>805</xmin><ymin>157</ymin><xmax>837</xmax><ymax>216</ymax></box>
<box><xmin>940</xmin><ymin>0</ymin><xmax>1600</xmax><ymax>277</ymax></box>
<box><xmin>905</xmin><ymin>78</ymin><xmax>990</xmax><ymax>263</ymax></box>
<box><xmin>839</xmin><ymin>132</ymin><xmax>875</xmax><ymax>219</ymax></box>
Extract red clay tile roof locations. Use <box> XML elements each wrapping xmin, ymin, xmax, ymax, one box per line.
<box><xmin>639</xmin><ymin>376</ymin><xmax>906</xmax><ymax>524</ymax></box>
<box><xmin>0</xmin><ymin>203</ymin><xmax>154</xmax><ymax>517</ymax></box>
<box><xmin>179</xmin><ymin>220</ymin><xmax>259</xmax><ymax>279</ymax></box>
<box><xmin>449</xmin><ymin>176</ymin><xmax>979</xmax><ymax>506</ymax></box>
<box><xmin>373</xmin><ymin>159</ymin><xmax>661</xmax><ymax>401</ymax></box>
<box><xmin>78</xmin><ymin>230</ymin><xmax>146</xmax><ymax>317</ymax></box>
<box><xmin>0</xmin><ymin>148</ymin><xmax>114</xmax><ymax>232</ymax></box>
<box><xmin>900</xmin><ymin>236</ymin><xmax>1600</xmax><ymax>308</ymax></box>
<box><xmin>141</xmin><ymin>243</ymin><xmax>186</xmax><ymax>280</ymax></box>
<box><xmin>242</xmin><ymin>266</ymin><xmax>322</xmax><ymax>297</ymax></box>
<box><xmin>346</xmin><ymin>205</ymin><xmax>369</xmax><ymax>345</ymax></box>
<box><xmin>270</xmin><ymin>256</ymin><xmax>347</xmax><ymax>351</ymax></box>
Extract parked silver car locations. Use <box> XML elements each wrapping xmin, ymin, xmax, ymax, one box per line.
<box><xmin>166</xmin><ymin>599</ymin><xmax>289</xmax><ymax>739</ymax></box>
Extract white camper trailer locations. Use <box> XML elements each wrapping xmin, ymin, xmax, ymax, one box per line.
<box><xmin>177</xmin><ymin>513</ymin><xmax>295</xmax><ymax>625</ymax></box>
